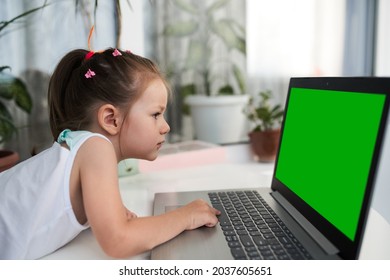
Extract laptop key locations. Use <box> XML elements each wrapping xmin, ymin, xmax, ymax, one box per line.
<box><xmin>268</xmin><ymin>239</ymin><xmax>280</xmax><ymax>245</ymax></box>
<box><xmin>223</xmin><ymin>231</ymin><xmax>236</xmax><ymax>236</ymax></box>
<box><xmin>274</xmin><ymin>249</ymin><xmax>287</xmax><ymax>256</ymax></box>
<box><xmin>234</xmin><ymin>225</ymin><xmax>246</xmax><ymax>231</ymax></box>
<box><xmin>245</xmin><ymin>246</ymin><xmax>258</xmax><ymax>252</ymax></box>
<box><xmin>239</xmin><ymin>235</ymin><xmax>255</xmax><ymax>247</ymax></box>
<box><xmin>226</xmin><ymin>235</ymin><xmax>238</xmax><ymax>242</ymax></box>
<box><xmin>249</xmin><ymin>231</ymin><xmax>262</xmax><ymax>236</ymax></box>
<box><xmin>221</xmin><ymin>225</ymin><xmax>234</xmax><ymax>231</ymax></box>
<box><xmin>259</xmin><ymin>249</ymin><xmax>273</xmax><ymax>257</ymax></box>
<box><xmin>247</xmin><ymin>226</ymin><xmax>259</xmax><ymax>232</ymax></box>
<box><xmin>252</xmin><ymin>236</ymin><xmax>268</xmax><ymax>246</ymax></box>
<box><xmin>290</xmin><ymin>253</ymin><xmax>305</xmax><ymax>260</ymax></box>
<box><xmin>275</xmin><ymin>232</ymin><xmax>288</xmax><ymax>237</ymax></box>
<box><xmin>277</xmin><ymin>254</ymin><xmax>291</xmax><ymax>260</ymax></box>
<box><xmin>228</xmin><ymin>241</ymin><xmax>242</xmax><ymax>248</ymax></box>
<box><xmin>230</xmin><ymin>247</ymin><xmax>247</xmax><ymax>260</ymax></box>
<box><xmin>248</xmin><ymin>251</ymin><xmax>261</xmax><ymax>259</ymax></box>
<box><xmin>278</xmin><ymin>236</ymin><xmax>293</xmax><ymax>245</ymax></box>
<box><xmin>236</xmin><ymin>229</ymin><xmax>248</xmax><ymax>236</ymax></box>
<box><xmin>263</xmin><ymin>233</ymin><xmax>275</xmax><ymax>239</ymax></box>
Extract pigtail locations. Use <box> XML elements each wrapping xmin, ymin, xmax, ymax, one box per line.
<box><xmin>48</xmin><ymin>49</ymin><xmax>87</xmax><ymax>140</ymax></box>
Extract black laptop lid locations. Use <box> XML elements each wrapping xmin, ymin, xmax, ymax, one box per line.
<box><xmin>272</xmin><ymin>77</ymin><xmax>390</xmax><ymax>259</ymax></box>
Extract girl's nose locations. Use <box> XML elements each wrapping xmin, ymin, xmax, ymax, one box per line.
<box><xmin>161</xmin><ymin>119</ymin><xmax>170</xmax><ymax>135</ymax></box>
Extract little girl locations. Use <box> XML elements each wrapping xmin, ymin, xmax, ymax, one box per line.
<box><xmin>0</xmin><ymin>47</ymin><xmax>220</xmax><ymax>259</ymax></box>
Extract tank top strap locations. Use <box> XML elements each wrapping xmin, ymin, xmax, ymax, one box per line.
<box><xmin>57</xmin><ymin>129</ymin><xmax>108</xmax><ymax>150</ymax></box>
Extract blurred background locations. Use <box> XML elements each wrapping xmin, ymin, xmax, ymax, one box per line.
<box><xmin>0</xmin><ymin>0</ymin><xmax>389</xmax><ymax>160</ymax></box>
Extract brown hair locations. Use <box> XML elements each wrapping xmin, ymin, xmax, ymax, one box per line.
<box><xmin>48</xmin><ymin>48</ymin><xmax>170</xmax><ymax>140</ymax></box>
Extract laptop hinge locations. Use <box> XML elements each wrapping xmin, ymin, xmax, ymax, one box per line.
<box><xmin>271</xmin><ymin>191</ymin><xmax>339</xmax><ymax>255</ymax></box>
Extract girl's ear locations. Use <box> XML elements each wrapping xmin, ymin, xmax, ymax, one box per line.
<box><xmin>97</xmin><ymin>104</ymin><xmax>122</xmax><ymax>135</ymax></box>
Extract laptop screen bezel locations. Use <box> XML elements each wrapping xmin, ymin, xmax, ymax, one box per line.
<box><xmin>271</xmin><ymin>77</ymin><xmax>390</xmax><ymax>259</ymax></box>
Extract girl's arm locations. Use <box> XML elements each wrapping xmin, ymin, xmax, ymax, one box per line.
<box><xmin>77</xmin><ymin>137</ymin><xmax>220</xmax><ymax>258</ymax></box>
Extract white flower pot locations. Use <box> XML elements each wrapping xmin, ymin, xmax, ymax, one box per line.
<box><xmin>185</xmin><ymin>95</ymin><xmax>249</xmax><ymax>144</ymax></box>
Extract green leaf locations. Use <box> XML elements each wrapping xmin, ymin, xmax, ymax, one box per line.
<box><xmin>272</xmin><ymin>109</ymin><xmax>284</xmax><ymax>120</ymax></box>
<box><xmin>0</xmin><ymin>67</ymin><xmax>13</xmax><ymax>99</ymax></box>
<box><xmin>14</xmin><ymin>78</ymin><xmax>32</xmax><ymax>114</ymax></box>
<box><xmin>0</xmin><ymin>66</ymin><xmax>11</xmax><ymax>73</ymax></box>
<box><xmin>0</xmin><ymin>101</ymin><xmax>16</xmax><ymax>143</ymax></box>
<box><xmin>0</xmin><ymin>101</ymin><xmax>13</xmax><ymax>121</ymax></box>
<box><xmin>184</xmin><ymin>40</ymin><xmax>205</xmax><ymax>69</ymax></box>
<box><xmin>260</xmin><ymin>90</ymin><xmax>271</xmax><ymax>101</ymax></box>
<box><xmin>218</xmin><ymin>84</ymin><xmax>234</xmax><ymax>95</ymax></box>
<box><xmin>0</xmin><ymin>72</ymin><xmax>32</xmax><ymax>113</ymax></box>
<box><xmin>172</xmin><ymin>0</ymin><xmax>199</xmax><ymax>15</ymax></box>
<box><xmin>232</xmin><ymin>63</ymin><xmax>246</xmax><ymax>94</ymax></box>
<box><xmin>230</xmin><ymin>19</ymin><xmax>246</xmax><ymax>38</ymax></box>
<box><xmin>207</xmin><ymin>0</ymin><xmax>230</xmax><ymax>14</ymax></box>
<box><xmin>0</xmin><ymin>1</ymin><xmax>49</xmax><ymax>34</ymax></box>
<box><xmin>163</xmin><ymin>20</ymin><xmax>198</xmax><ymax>37</ymax></box>
<box><xmin>211</xmin><ymin>19</ymin><xmax>246</xmax><ymax>54</ymax></box>
<box><xmin>0</xmin><ymin>73</ymin><xmax>15</xmax><ymax>99</ymax></box>
<box><xmin>270</xmin><ymin>104</ymin><xmax>281</xmax><ymax>113</ymax></box>
<box><xmin>181</xmin><ymin>83</ymin><xmax>196</xmax><ymax>96</ymax></box>
<box><xmin>180</xmin><ymin>84</ymin><xmax>196</xmax><ymax>115</ymax></box>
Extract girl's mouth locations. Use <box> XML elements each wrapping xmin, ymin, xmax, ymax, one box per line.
<box><xmin>157</xmin><ymin>141</ymin><xmax>165</xmax><ymax>149</ymax></box>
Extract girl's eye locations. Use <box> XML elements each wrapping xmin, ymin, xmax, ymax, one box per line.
<box><xmin>152</xmin><ymin>112</ymin><xmax>161</xmax><ymax>119</ymax></box>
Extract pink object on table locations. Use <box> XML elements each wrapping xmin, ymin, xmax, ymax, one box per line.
<box><xmin>139</xmin><ymin>141</ymin><xmax>227</xmax><ymax>173</ymax></box>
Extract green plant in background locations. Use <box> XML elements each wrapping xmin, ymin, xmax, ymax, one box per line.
<box><xmin>244</xmin><ymin>90</ymin><xmax>284</xmax><ymax>132</ymax></box>
<box><xmin>0</xmin><ymin>3</ymin><xmax>46</xmax><ymax>144</ymax></box>
<box><xmin>163</xmin><ymin>0</ymin><xmax>246</xmax><ymax>98</ymax></box>
<box><xmin>0</xmin><ymin>66</ymin><xmax>32</xmax><ymax>144</ymax></box>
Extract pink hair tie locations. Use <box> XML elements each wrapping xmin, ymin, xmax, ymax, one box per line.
<box><xmin>85</xmin><ymin>51</ymin><xmax>94</xmax><ymax>60</ymax></box>
<box><xmin>112</xmin><ymin>49</ymin><xmax>122</xmax><ymax>57</ymax></box>
<box><xmin>85</xmin><ymin>68</ymin><xmax>96</xmax><ymax>79</ymax></box>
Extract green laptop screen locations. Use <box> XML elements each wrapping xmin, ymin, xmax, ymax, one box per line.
<box><xmin>275</xmin><ymin>87</ymin><xmax>386</xmax><ymax>241</ymax></box>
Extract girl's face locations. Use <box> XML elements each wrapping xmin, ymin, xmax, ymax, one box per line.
<box><xmin>119</xmin><ymin>78</ymin><xmax>170</xmax><ymax>161</ymax></box>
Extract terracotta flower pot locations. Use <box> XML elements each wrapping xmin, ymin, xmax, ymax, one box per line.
<box><xmin>248</xmin><ymin>129</ymin><xmax>281</xmax><ymax>162</ymax></box>
<box><xmin>0</xmin><ymin>150</ymin><xmax>19</xmax><ymax>172</ymax></box>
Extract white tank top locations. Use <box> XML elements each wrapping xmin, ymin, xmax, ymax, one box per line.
<box><xmin>0</xmin><ymin>130</ymin><xmax>110</xmax><ymax>259</ymax></box>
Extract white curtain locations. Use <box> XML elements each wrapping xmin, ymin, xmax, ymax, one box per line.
<box><xmin>373</xmin><ymin>0</ymin><xmax>390</xmax><ymax>225</ymax></box>
<box><xmin>375</xmin><ymin>0</ymin><xmax>390</xmax><ymax>76</ymax></box>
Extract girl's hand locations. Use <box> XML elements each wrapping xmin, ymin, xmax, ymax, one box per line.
<box><xmin>181</xmin><ymin>199</ymin><xmax>221</xmax><ymax>230</ymax></box>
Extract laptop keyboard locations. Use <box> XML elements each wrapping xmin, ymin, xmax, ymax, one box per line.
<box><xmin>208</xmin><ymin>190</ymin><xmax>313</xmax><ymax>260</ymax></box>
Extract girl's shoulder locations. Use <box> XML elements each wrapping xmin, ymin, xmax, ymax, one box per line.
<box><xmin>75</xmin><ymin>132</ymin><xmax>117</xmax><ymax>172</ymax></box>
<box><xmin>57</xmin><ymin>129</ymin><xmax>116</xmax><ymax>173</ymax></box>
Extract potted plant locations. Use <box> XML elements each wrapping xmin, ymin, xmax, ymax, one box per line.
<box><xmin>0</xmin><ymin>67</ymin><xmax>33</xmax><ymax>171</ymax></box>
<box><xmin>244</xmin><ymin>90</ymin><xmax>284</xmax><ymax>162</ymax></box>
<box><xmin>0</xmin><ymin>6</ymin><xmax>39</xmax><ymax>171</ymax></box>
<box><xmin>162</xmin><ymin>0</ymin><xmax>248</xmax><ymax>144</ymax></box>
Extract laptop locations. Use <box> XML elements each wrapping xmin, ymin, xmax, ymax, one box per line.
<box><xmin>151</xmin><ymin>77</ymin><xmax>390</xmax><ymax>260</ymax></box>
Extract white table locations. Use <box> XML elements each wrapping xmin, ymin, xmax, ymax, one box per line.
<box><xmin>42</xmin><ymin>144</ymin><xmax>390</xmax><ymax>260</ymax></box>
